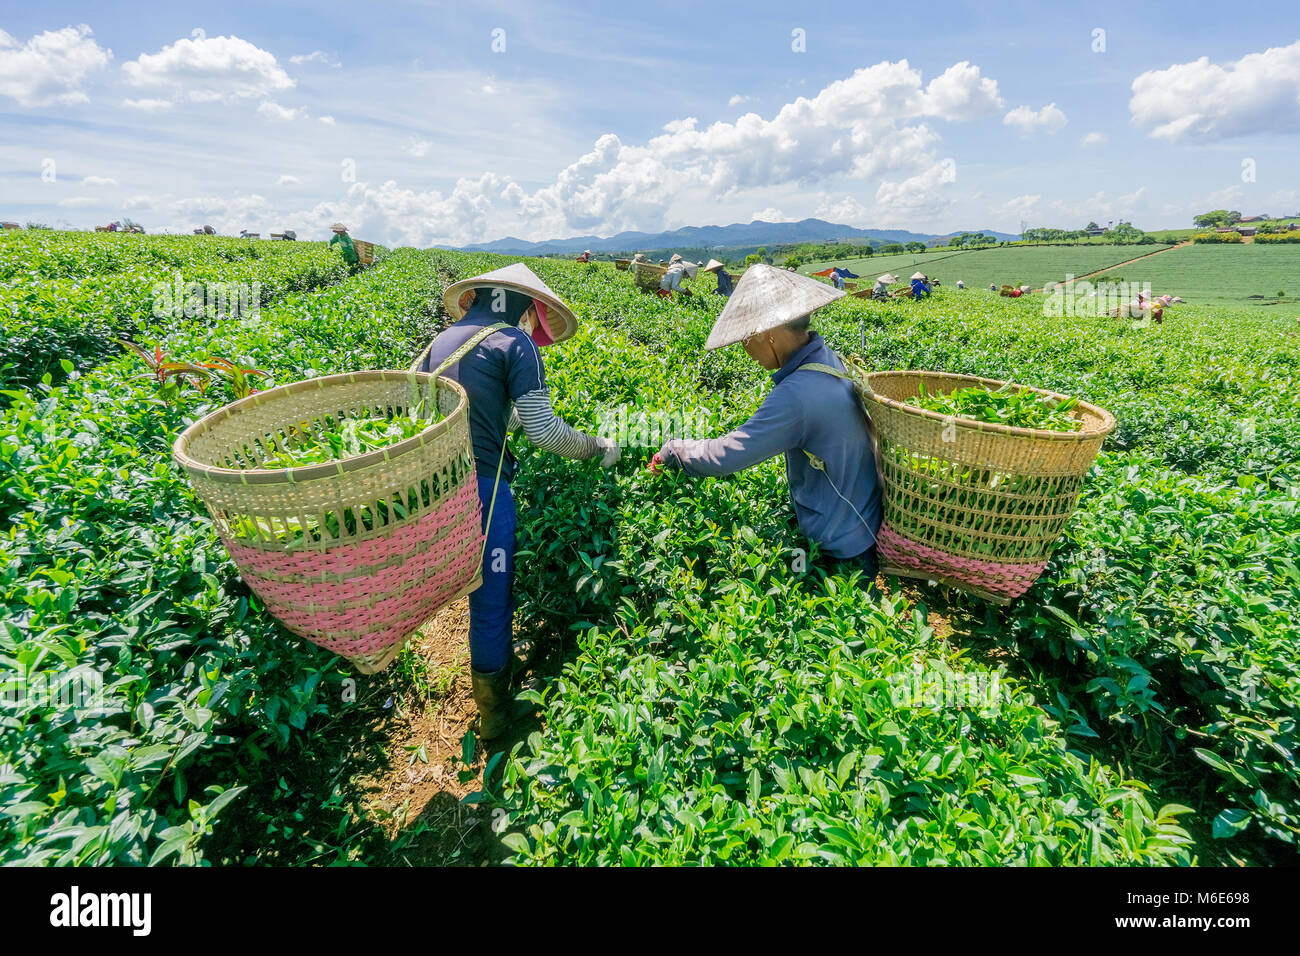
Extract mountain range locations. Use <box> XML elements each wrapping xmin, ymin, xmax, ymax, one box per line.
<box><xmin>453</xmin><ymin>218</ymin><xmax>1020</xmax><ymax>255</ymax></box>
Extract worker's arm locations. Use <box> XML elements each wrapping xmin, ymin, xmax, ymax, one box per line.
<box><xmin>657</xmin><ymin>383</ymin><xmax>805</xmax><ymax>477</ymax></box>
<box><xmin>507</xmin><ymin>332</ymin><xmax>614</xmax><ymax>463</ymax></box>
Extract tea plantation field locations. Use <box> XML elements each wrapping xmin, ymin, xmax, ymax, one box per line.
<box><xmin>1</xmin><ymin>231</ymin><xmax>1296</xmax><ymax>866</ymax></box>
<box><xmin>800</xmin><ymin>244</ymin><xmax>1174</xmax><ymax>293</ymax></box>
<box><xmin>1092</xmin><ymin>243</ymin><xmax>1300</xmax><ymax>307</ymax></box>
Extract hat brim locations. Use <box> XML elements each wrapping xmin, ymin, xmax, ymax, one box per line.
<box><xmin>704</xmin><ymin>264</ymin><xmax>845</xmax><ymax>350</ymax></box>
<box><xmin>442</xmin><ymin>264</ymin><xmax>578</xmax><ymax>346</ymax></box>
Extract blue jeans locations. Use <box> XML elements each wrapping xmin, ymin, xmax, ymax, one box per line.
<box><xmin>468</xmin><ymin>474</ymin><xmax>516</xmax><ymax>673</ymax></box>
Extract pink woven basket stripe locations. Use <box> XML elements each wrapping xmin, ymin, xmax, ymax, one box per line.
<box><xmin>876</xmin><ymin>524</ymin><xmax>1046</xmax><ymax>600</ymax></box>
<box><xmin>221</xmin><ymin>478</ymin><xmax>484</xmax><ymax>657</ymax></box>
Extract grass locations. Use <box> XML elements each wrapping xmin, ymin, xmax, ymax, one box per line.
<box><xmin>1092</xmin><ymin>243</ymin><xmax>1300</xmax><ymax>308</ymax></box>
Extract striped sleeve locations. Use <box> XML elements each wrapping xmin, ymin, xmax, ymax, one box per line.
<box><xmin>514</xmin><ymin>388</ymin><xmax>600</xmax><ymax>460</ymax></box>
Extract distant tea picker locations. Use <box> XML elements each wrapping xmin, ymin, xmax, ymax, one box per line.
<box><xmin>329</xmin><ymin>222</ymin><xmax>375</xmax><ymax>269</ymax></box>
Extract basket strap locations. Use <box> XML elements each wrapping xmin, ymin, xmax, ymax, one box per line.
<box><xmin>409</xmin><ymin>321</ymin><xmax>510</xmax><ymax>375</ymax></box>
<box><xmin>799</xmin><ymin>354</ymin><xmax>887</xmax><ymax>495</ymax></box>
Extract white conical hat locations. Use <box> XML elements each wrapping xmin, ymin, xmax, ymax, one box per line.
<box><xmin>877</xmin><ymin>273</ymin><xmax>898</xmax><ymax>283</ymax></box>
<box><xmin>681</xmin><ymin>262</ymin><xmax>699</xmax><ymax>279</ymax></box>
<box><xmin>703</xmin><ymin>259</ymin><xmax>724</xmax><ymax>272</ymax></box>
<box><xmin>669</xmin><ymin>253</ymin><xmax>683</xmax><ymax>263</ymax></box>
<box><xmin>704</xmin><ymin>264</ymin><xmax>845</xmax><ymax>350</ymax></box>
<box><xmin>442</xmin><ymin>262</ymin><xmax>578</xmax><ymax>345</ymax></box>
<box><xmin>911</xmin><ymin>272</ymin><xmax>926</xmax><ymax>280</ymax></box>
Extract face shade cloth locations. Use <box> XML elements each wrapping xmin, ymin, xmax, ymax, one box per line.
<box><xmin>528</xmin><ymin>298</ymin><xmax>555</xmax><ymax>347</ymax></box>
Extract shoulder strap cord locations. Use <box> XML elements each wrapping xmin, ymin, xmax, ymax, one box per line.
<box><xmin>412</xmin><ymin>321</ymin><xmax>512</xmax><ymax>563</ymax></box>
<box><xmin>797</xmin><ymin>355</ymin><xmax>885</xmax><ymax>547</ymax></box>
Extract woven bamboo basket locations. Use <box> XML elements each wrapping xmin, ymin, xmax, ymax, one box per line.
<box><xmin>614</xmin><ymin>258</ymin><xmax>631</xmax><ymax>271</ymax></box>
<box><xmin>632</xmin><ymin>261</ymin><xmax>668</xmax><ymax>292</ymax></box>
<box><xmin>173</xmin><ymin>370</ymin><xmax>483</xmax><ymax>672</ymax></box>
<box><xmin>352</xmin><ymin>239</ymin><xmax>375</xmax><ymax>266</ymax></box>
<box><xmin>860</xmin><ymin>371</ymin><xmax>1115</xmax><ymax>604</ymax></box>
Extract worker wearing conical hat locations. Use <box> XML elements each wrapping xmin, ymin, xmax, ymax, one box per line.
<box><xmin>703</xmin><ymin>259</ymin><xmax>733</xmax><ymax>297</ymax></box>
<box><xmin>414</xmin><ymin>263</ymin><xmax>620</xmax><ymax>739</ymax></box>
<box><xmin>650</xmin><ymin>265</ymin><xmax>882</xmax><ymax>581</ymax></box>
<box><xmin>328</xmin><ymin>222</ymin><xmax>359</xmax><ymax>267</ymax></box>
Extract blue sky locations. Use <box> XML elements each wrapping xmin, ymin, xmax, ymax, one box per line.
<box><xmin>2</xmin><ymin>1</ymin><xmax>1298</xmax><ymax>244</ymax></box>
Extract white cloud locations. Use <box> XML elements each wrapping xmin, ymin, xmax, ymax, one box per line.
<box><xmin>122</xmin><ymin>97</ymin><xmax>173</xmax><ymax>111</ymax></box>
<box><xmin>1001</xmin><ymin>194</ymin><xmax>1042</xmax><ymax>218</ymax></box>
<box><xmin>404</xmin><ymin>137</ymin><xmax>432</xmax><ymax>157</ymax></box>
<box><xmin>299</xmin><ymin>174</ymin><xmax>506</xmax><ymax>246</ymax></box>
<box><xmin>82</xmin><ymin>176</ymin><xmax>117</xmax><ymax>186</ymax></box>
<box><xmin>813</xmin><ymin>194</ymin><xmax>873</xmax><ymax>225</ymax></box>
<box><xmin>503</xmin><ymin>58</ymin><xmax>1003</xmax><ymax>235</ymax></box>
<box><xmin>1048</xmin><ymin>187</ymin><xmax>1148</xmax><ymax>223</ymax></box>
<box><xmin>123</xmin><ymin>195</ymin><xmax>157</xmax><ymax>210</ymax></box>
<box><xmin>1003</xmin><ymin>103</ymin><xmax>1067</xmax><ymax>134</ymax></box>
<box><xmin>257</xmin><ymin>100</ymin><xmax>303</xmax><ymax>122</ymax></box>
<box><xmin>0</xmin><ymin>24</ymin><xmax>111</xmax><ymax>107</ymax></box>
<box><xmin>57</xmin><ymin>196</ymin><xmax>98</xmax><ymax>208</ymax></box>
<box><xmin>1081</xmin><ymin>131</ymin><xmax>1108</xmax><ymax>147</ymax></box>
<box><xmin>751</xmin><ymin>207</ymin><xmax>793</xmax><ymax>222</ymax></box>
<box><xmin>728</xmin><ymin>94</ymin><xmax>751</xmax><ymax>107</ymax></box>
<box><xmin>123</xmin><ymin>34</ymin><xmax>294</xmax><ymax>102</ymax></box>
<box><xmin>1130</xmin><ymin>41</ymin><xmax>1300</xmax><ymax>142</ymax></box>
<box><xmin>872</xmin><ymin>160</ymin><xmax>959</xmax><ymax>225</ymax></box>
<box><xmin>914</xmin><ymin>61</ymin><xmax>1005</xmax><ymax>120</ymax></box>
<box><xmin>289</xmin><ymin>50</ymin><xmax>340</xmax><ymax>68</ymax></box>
<box><xmin>318</xmin><ymin>115</ymin><xmax>335</xmax><ymax>125</ymax></box>
<box><xmin>277</xmin><ymin>175</ymin><xmax>300</xmax><ymax>186</ymax></box>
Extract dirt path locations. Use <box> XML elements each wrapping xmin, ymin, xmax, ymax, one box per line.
<box><xmin>1033</xmin><ymin>240</ymin><xmax>1191</xmax><ymax>292</ymax></box>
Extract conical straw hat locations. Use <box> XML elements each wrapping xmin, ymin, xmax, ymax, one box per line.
<box><xmin>442</xmin><ymin>262</ymin><xmax>578</xmax><ymax>345</ymax></box>
<box><xmin>681</xmin><ymin>262</ymin><xmax>699</xmax><ymax>279</ymax></box>
<box><xmin>911</xmin><ymin>272</ymin><xmax>926</xmax><ymax>280</ymax></box>
<box><xmin>669</xmin><ymin>253</ymin><xmax>683</xmax><ymax>263</ymax></box>
<box><xmin>331</xmin><ymin>222</ymin><xmax>348</xmax><ymax>232</ymax></box>
<box><xmin>877</xmin><ymin>273</ymin><xmax>898</xmax><ymax>283</ymax></box>
<box><xmin>704</xmin><ymin>264</ymin><xmax>845</xmax><ymax>350</ymax></box>
<box><xmin>703</xmin><ymin>259</ymin><xmax>724</xmax><ymax>272</ymax></box>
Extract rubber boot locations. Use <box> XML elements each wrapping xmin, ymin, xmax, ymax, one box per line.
<box><xmin>471</xmin><ymin>666</ymin><xmax>532</xmax><ymax>740</ymax></box>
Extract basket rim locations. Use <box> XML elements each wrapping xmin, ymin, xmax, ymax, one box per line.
<box><xmin>863</xmin><ymin>370</ymin><xmax>1117</xmax><ymax>442</ymax></box>
<box><xmin>171</xmin><ymin>369</ymin><xmax>470</xmax><ymax>485</ymax></box>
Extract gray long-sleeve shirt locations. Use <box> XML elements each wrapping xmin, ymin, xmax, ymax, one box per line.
<box><xmin>657</xmin><ymin>333</ymin><xmax>881</xmax><ymax>559</ymax></box>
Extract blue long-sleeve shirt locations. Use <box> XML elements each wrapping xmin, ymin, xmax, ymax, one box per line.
<box><xmin>716</xmin><ymin>269</ymin><xmax>734</xmax><ymax>297</ymax></box>
<box><xmin>657</xmin><ymin>333</ymin><xmax>881</xmax><ymax>559</ymax></box>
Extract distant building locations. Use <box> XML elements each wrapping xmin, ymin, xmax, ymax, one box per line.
<box><xmin>1238</xmin><ymin>215</ymin><xmax>1264</xmax><ymax>223</ymax></box>
<box><xmin>1085</xmin><ymin>228</ymin><xmax>1105</xmax><ymax>236</ymax></box>
<box><xmin>1238</xmin><ymin>227</ymin><xmax>1258</xmax><ymax>237</ymax></box>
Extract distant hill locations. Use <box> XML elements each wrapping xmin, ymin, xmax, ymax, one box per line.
<box><xmin>454</xmin><ymin>218</ymin><xmax>1020</xmax><ymax>255</ymax></box>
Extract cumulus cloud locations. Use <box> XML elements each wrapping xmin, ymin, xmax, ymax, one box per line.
<box><xmin>0</xmin><ymin>24</ymin><xmax>111</xmax><ymax>107</ymax></box>
<box><xmin>751</xmin><ymin>208</ymin><xmax>793</xmax><ymax>222</ymax></box>
<box><xmin>1003</xmin><ymin>103</ymin><xmax>1067</xmax><ymax>134</ymax></box>
<box><xmin>289</xmin><ymin>50</ymin><xmax>340</xmax><ymax>68</ymax></box>
<box><xmin>503</xmin><ymin>59</ymin><xmax>1001</xmax><ymax>235</ymax></box>
<box><xmin>1130</xmin><ymin>41</ymin><xmax>1300</xmax><ymax>142</ymax></box>
<box><xmin>813</xmin><ymin>194</ymin><xmax>873</xmax><ymax>225</ymax></box>
<box><xmin>1081</xmin><ymin>131</ymin><xmax>1108</xmax><ymax>147</ymax></box>
<box><xmin>123</xmin><ymin>34</ymin><xmax>293</xmax><ymax>102</ymax></box>
<box><xmin>872</xmin><ymin>160</ymin><xmax>959</xmax><ymax>225</ymax></box>
<box><xmin>82</xmin><ymin>176</ymin><xmax>117</xmax><ymax>186</ymax></box>
<box><xmin>728</xmin><ymin>94</ymin><xmax>751</xmax><ymax>107</ymax></box>
<box><xmin>404</xmin><ymin>137</ymin><xmax>432</xmax><ymax>158</ymax></box>
<box><xmin>57</xmin><ymin>196</ymin><xmax>98</xmax><ymax>208</ymax></box>
<box><xmin>122</xmin><ymin>97</ymin><xmax>173</xmax><ymax>111</ymax></box>
<box><xmin>299</xmin><ymin>174</ymin><xmax>507</xmax><ymax>246</ymax></box>
<box><xmin>257</xmin><ymin>100</ymin><xmax>303</xmax><ymax>121</ymax></box>
<box><xmin>318</xmin><ymin>115</ymin><xmax>335</xmax><ymax>125</ymax></box>
<box><xmin>277</xmin><ymin>175</ymin><xmax>300</xmax><ymax>186</ymax></box>
<box><xmin>123</xmin><ymin>195</ymin><xmax>157</xmax><ymax>210</ymax></box>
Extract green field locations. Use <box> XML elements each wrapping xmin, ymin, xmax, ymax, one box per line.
<box><xmin>801</xmin><ymin>245</ymin><xmax>1172</xmax><ymax>292</ymax></box>
<box><xmin>1093</xmin><ymin>243</ymin><xmax>1300</xmax><ymax>307</ymax></box>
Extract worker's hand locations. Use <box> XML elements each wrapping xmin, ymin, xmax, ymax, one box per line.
<box><xmin>646</xmin><ymin>452</ymin><xmax>664</xmax><ymax>474</ymax></box>
<box><xmin>595</xmin><ymin>437</ymin><xmax>622</xmax><ymax>468</ymax></box>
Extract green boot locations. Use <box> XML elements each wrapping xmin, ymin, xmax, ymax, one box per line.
<box><xmin>471</xmin><ymin>666</ymin><xmax>533</xmax><ymax>740</ymax></box>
